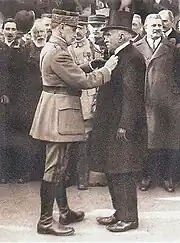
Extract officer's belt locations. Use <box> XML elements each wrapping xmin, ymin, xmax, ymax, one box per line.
<box><xmin>43</xmin><ymin>86</ymin><xmax>81</xmax><ymax>97</ymax></box>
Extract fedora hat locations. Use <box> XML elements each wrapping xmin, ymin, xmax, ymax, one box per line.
<box><xmin>101</xmin><ymin>10</ymin><xmax>136</xmax><ymax>35</ymax></box>
<box><xmin>52</xmin><ymin>9</ymin><xmax>79</xmax><ymax>27</ymax></box>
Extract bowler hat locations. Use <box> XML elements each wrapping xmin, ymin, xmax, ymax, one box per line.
<box><xmin>52</xmin><ymin>9</ymin><xmax>79</xmax><ymax>27</ymax></box>
<box><xmin>15</xmin><ymin>10</ymin><xmax>35</xmax><ymax>34</ymax></box>
<box><xmin>101</xmin><ymin>11</ymin><xmax>136</xmax><ymax>35</ymax></box>
<box><xmin>88</xmin><ymin>14</ymin><xmax>106</xmax><ymax>25</ymax></box>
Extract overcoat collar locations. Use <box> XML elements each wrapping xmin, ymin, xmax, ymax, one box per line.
<box><xmin>136</xmin><ymin>36</ymin><xmax>172</xmax><ymax>64</ymax></box>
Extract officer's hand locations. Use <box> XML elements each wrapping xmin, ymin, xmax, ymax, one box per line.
<box><xmin>0</xmin><ymin>95</ymin><xmax>10</xmax><ymax>104</ymax></box>
<box><xmin>116</xmin><ymin>128</ymin><xmax>128</xmax><ymax>142</ymax></box>
<box><xmin>90</xmin><ymin>58</ymin><xmax>106</xmax><ymax>69</ymax></box>
<box><xmin>105</xmin><ymin>55</ymin><xmax>118</xmax><ymax>72</ymax></box>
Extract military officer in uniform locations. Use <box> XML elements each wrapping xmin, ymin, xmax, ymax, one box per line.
<box><xmin>68</xmin><ymin>15</ymin><xmax>98</xmax><ymax>190</ymax></box>
<box><xmin>87</xmin><ymin>14</ymin><xmax>108</xmax><ymax>187</ymax></box>
<box><xmin>30</xmin><ymin>8</ymin><xmax>118</xmax><ymax>236</ymax></box>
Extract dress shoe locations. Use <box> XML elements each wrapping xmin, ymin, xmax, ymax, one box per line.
<box><xmin>59</xmin><ymin>209</ymin><xmax>85</xmax><ymax>225</ymax></box>
<box><xmin>106</xmin><ymin>220</ymin><xmax>138</xmax><ymax>232</ymax></box>
<box><xmin>162</xmin><ymin>179</ymin><xmax>175</xmax><ymax>193</ymax></box>
<box><xmin>96</xmin><ymin>214</ymin><xmax>117</xmax><ymax>226</ymax></box>
<box><xmin>37</xmin><ymin>220</ymin><xmax>75</xmax><ymax>236</ymax></box>
<box><xmin>139</xmin><ymin>177</ymin><xmax>151</xmax><ymax>191</ymax></box>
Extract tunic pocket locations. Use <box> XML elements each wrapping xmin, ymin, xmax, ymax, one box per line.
<box><xmin>58</xmin><ymin>102</ymin><xmax>85</xmax><ymax>135</ymax></box>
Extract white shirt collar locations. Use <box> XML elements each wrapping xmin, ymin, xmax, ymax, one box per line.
<box><xmin>5</xmin><ymin>39</ymin><xmax>14</xmax><ymax>47</ymax></box>
<box><xmin>165</xmin><ymin>28</ymin><xmax>173</xmax><ymax>37</ymax></box>
<box><xmin>114</xmin><ymin>41</ymin><xmax>130</xmax><ymax>55</ymax></box>
<box><xmin>146</xmin><ymin>37</ymin><xmax>161</xmax><ymax>49</ymax></box>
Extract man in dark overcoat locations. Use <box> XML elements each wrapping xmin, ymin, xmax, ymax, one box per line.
<box><xmin>30</xmin><ymin>9</ymin><xmax>118</xmax><ymax>236</ymax></box>
<box><xmin>91</xmin><ymin>11</ymin><xmax>147</xmax><ymax>232</ymax></box>
<box><xmin>136</xmin><ymin>14</ymin><xmax>180</xmax><ymax>192</ymax></box>
<box><xmin>0</xmin><ymin>37</ymin><xmax>10</xmax><ymax>183</ymax></box>
<box><xmin>23</xmin><ymin>18</ymin><xmax>47</xmax><ymax>181</ymax></box>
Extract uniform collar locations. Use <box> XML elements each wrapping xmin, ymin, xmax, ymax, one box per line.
<box><xmin>49</xmin><ymin>35</ymin><xmax>68</xmax><ymax>50</ymax></box>
<box><xmin>75</xmin><ymin>37</ymin><xmax>87</xmax><ymax>47</ymax></box>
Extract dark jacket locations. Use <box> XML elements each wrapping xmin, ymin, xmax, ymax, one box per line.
<box><xmin>167</xmin><ymin>28</ymin><xmax>180</xmax><ymax>47</ymax></box>
<box><xmin>135</xmin><ymin>37</ymin><xmax>180</xmax><ymax>149</ymax></box>
<box><xmin>91</xmin><ymin>43</ymin><xmax>147</xmax><ymax>174</ymax></box>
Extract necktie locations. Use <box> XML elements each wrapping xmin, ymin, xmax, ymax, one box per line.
<box><xmin>152</xmin><ymin>40</ymin><xmax>156</xmax><ymax>52</ymax></box>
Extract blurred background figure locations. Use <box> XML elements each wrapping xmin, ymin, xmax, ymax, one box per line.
<box><xmin>132</xmin><ymin>13</ymin><xmax>145</xmax><ymax>42</ymax></box>
<box><xmin>3</xmin><ymin>18</ymin><xmax>17</xmax><ymax>47</ymax></box>
<box><xmin>23</xmin><ymin>18</ymin><xmax>47</xmax><ymax>182</ymax></box>
<box><xmin>68</xmin><ymin>15</ymin><xmax>98</xmax><ymax>190</ymax></box>
<box><xmin>88</xmin><ymin>14</ymin><xmax>106</xmax><ymax>51</ymax></box>
<box><xmin>175</xmin><ymin>17</ymin><xmax>180</xmax><ymax>32</ymax></box>
<box><xmin>41</xmin><ymin>13</ymin><xmax>52</xmax><ymax>41</ymax></box>
<box><xmin>15</xmin><ymin>10</ymin><xmax>35</xmax><ymax>45</ymax></box>
<box><xmin>159</xmin><ymin>9</ymin><xmax>180</xmax><ymax>46</ymax></box>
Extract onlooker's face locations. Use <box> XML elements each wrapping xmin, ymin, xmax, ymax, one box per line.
<box><xmin>159</xmin><ymin>12</ymin><xmax>173</xmax><ymax>32</ymax></box>
<box><xmin>104</xmin><ymin>29</ymin><xmax>121</xmax><ymax>52</ymax></box>
<box><xmin>61</xmin><ymin>24</ymin><xmax>77</xmax><ymax>45</ymax></box>
<box><xmin>132</xmin><ymin>17</ymin><xmax>143</xmax><ymax>34</ymax></box>
<box><xmin>31</xmin><ymin>23</ymin><xmax>47</xmax><ymax>47</ymax></box>
<box><xmin>88</xmin><ymin>22</ymin><xmax>105</xmax><ymax>38</ymax></box>
<box><xmin>145</xmin><ymin>18</ymin><xmax>163</xmax><ymax>40</ymax></box>
<box><xmin>42</xmin><ymin>17</ymin><xmax>52</xmax><ymax>37</ymax></box>
<box><xmin>3</xmin><ymin>22</ymin><xmax>17</xmax><ymax>43</ymax></box>
<box><xmin>76</xmin><ymin>25</ymin><xmax>87</xmax><ymax>40</ymax></box>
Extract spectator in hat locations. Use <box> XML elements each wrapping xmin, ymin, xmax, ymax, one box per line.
<box><xmin>91</xmin><ymin>10</ymin><xmax>147</xmax><ymax>233</ymax></box>
<box><xmin>15</xmin><ymin>10</ymin><xmax>35</xmax><ymax>45</ymax></box>
<box><xmin>88</xmin><ymin>14</ymin><xmax>107</xmax><ymax>58</ymax></box>
<box><xmin>87</xmin><ymin>14</ymin><xmax>108</xmax><ymax>187</ymax></box>
<box><xmin>30</xmin><ymin>8</ymin><xmax>118</xmax><ymax>236</ymax></box>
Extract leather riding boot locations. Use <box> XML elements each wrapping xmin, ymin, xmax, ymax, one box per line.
<box><xmin>76</xmin><ymin>142</ymin><xmax>89</xmax><ymax>190</ymax></box>
<box><xmin>55</xmin><ymin>182</ymin><xmax>85</xmax><ymax>225</ymax></box>
<box><xmin>37</xmin><ymin>181</ymin><xmax>75</xmax><ymax>236</ymax></box>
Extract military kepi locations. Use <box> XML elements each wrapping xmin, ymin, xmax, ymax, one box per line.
<box><xmin>101</xmin><ymin>11</ymin><xmax>136</xmax><ymax>35</ymax></box>
<box><xmin>52</xmin><ymin>9</ymin><xmax>79</xmax><ymax>27</ymax></box>
<box><xmin>88</xmin><ymin>14</ymin><xmax>106</xmax><ymax>25</ymax></box>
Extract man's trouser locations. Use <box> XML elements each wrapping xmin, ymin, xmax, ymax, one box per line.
<box><xmin>44</xmin><ymin>142</ymin><xmax>71</xmax><ymax>183</ymax></box>
<box><xmin>106</xmin><ymin>172</ymin><xmax>138</xmax><ymax>222</ymax></box>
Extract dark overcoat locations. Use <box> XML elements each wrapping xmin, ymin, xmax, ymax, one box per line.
<box><xmin>0</xmin><ymin>41</ymin><xmax>9</xmax><ymax>149</ymax></box>
<box><xmin>91</xmin><ymin>43</ymin><xmax>147</xmax><ymax>174</ymax></box>
<box><xmin>135</xmin><ymin>37</ymin><xmax>180</xmax><ymax>149</ymax></box>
